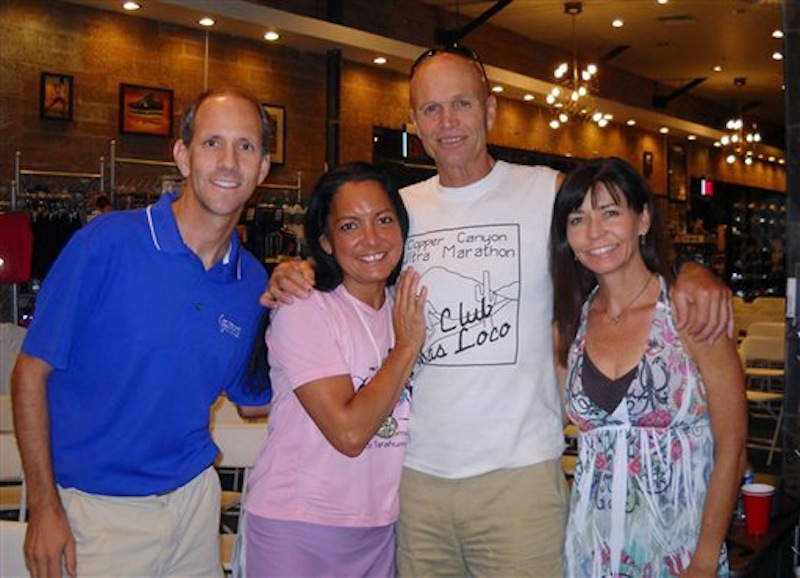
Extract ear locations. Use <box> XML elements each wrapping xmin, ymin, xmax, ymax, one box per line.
<box><xmin>409</xmin><ymin>108</ymin><xmax>418</xmax><ymax>132</ymax></box>
<box><xmin>173</xmin><ymin>139</ymin><xmax>191</xmax><ymax>178</ymax></box>
<box><xmin>257</xmin><ymin>155</ymin><xmax>271</xmax><ymax>185</ymax></box>
<box><xmin>485</xmin><ymin>94</ymin><xmax>498</xmax><ymax>131</ymax></box>
<box><xmin>639</xmin><ymin>204</ymin><xmax>652</xmax><ymax>236</ymax></box>
<box><xmin>319</xmin><ymin>234</ymin><xmax>333</xmax><ymax>255</ymax></box>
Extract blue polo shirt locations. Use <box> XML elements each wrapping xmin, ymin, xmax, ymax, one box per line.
<box><xmin>22</xmin><ymin>194</ymin><xmax>270</xmax><ymax>496</ymax></box>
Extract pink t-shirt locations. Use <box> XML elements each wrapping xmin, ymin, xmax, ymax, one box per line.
<box><xmin>245</xmin><ymin>285</ymin><xmax>411</xmax><ymax>527</ymax></box>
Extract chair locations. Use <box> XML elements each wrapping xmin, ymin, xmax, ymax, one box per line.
<box><xmin>751</xmin><ymin>296</ymin><xmax>785</xmax><ymax>314</ymax></box>
<box><xmin>211</xmin><ymin>420</ymin><xmax>267</xmax><ymax>573</ymax></box>
<box><xmin>0</xmin><ymin>394</ymin><xmax>13</xmax><ymax>433</ymax></box>
<box><xmin>739</xmin><ymin>335</ymin><xmax>786</xmax><ymax>467</ymax></box>
<box><xmin>0</xmin><ymin>520</ymin><xmax>28</xmax><ymax>577</ymax></box>
<box><xmin>0</xmin><ymin>323</ymin><xmax>26</xmax><ymax>395</ymax></box>
<box><xmin>738</xmin><ymin>335</ymin><xmax>785</xmax><ymax>392</ymax></box>
<box><xmin>733</xmin><ymin>311</ymin><xmax>773</xmax><ymax>341</ymax></box>
<box><xmin>0</xmin><ymin>433</ymin><xmax>26</xmax><ymax>521</ymax></box>
<box><xmin>744</xmin><ymin>389</ymin><xmax>784</xmax><ymax>467</ymax></box>
<box><xmin>746</xmin><ymin>321</ymin><xmax>785</xmax><ymax>341</ymax></box>
<box><xmin>210</xmin><ymin>396</ymin><xmax>267</xmax><ymax>529</ymax></box>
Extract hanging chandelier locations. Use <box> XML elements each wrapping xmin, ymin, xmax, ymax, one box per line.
<box><xmin>714</xmin><ymin>77</ymin><xmax>762</xmax><ymax>165</ymax></box>
<box><xmin>546</xmin><ymin>2</ymin><xmax>611</xmax><ymax>129</ymax></box>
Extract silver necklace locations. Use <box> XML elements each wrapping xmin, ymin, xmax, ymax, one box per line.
<box><xmin>601</xmin><ymin>274</ymin><xmax>654</xmax><ymax>325</ymax></box>
<box><xmin>346</xmin><ymin>289</ymin><xmax>392</xmax><ymax>368</ymax></box>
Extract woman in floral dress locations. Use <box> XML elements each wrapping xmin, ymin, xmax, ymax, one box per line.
<box><xmin>550</xmin><ymin>157</ymin><xmax>747</xmax><ymax>577</ymax></box>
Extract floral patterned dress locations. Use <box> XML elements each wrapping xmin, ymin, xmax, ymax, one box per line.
<box><xmin>564</xmin><ymin>276</ymin><xmax>727</xmax><ymax>577</ymax></box>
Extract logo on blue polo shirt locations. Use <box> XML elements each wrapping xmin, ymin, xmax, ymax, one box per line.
<box><xmin>218</xmin><ymin>314</ymin><xmax>242</xmax><ymax>338</ymax></box>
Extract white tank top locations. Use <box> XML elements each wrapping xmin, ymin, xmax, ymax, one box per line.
<box><xmin>401</xmin><ymin>161</ymin><xmax>565</xmax><ymax>478</ymax></box>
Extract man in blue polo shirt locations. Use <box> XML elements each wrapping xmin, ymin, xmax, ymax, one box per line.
<box><xmin>11</xmin><ymin>88</ymin><xmax>272</xmax><ymax>577</ymax></box>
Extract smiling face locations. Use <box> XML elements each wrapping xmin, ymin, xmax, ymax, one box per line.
<box><xmin>566</xmin><ymin>183</ymin><xmax>650</xmax><ymax>278</ymax></box>
<box><xmin>409</xmin><ymin>53</ymin><xmax>497</xmax><ymax>187</ymax></box>
<box><xmin>320</xmin><ymin>180</ymin><xmax>405</xmax><ymax>307</ymax></box>
<box><xmin>174</xmin><ymin>93</ymin><xmax>270</xmax><ymax>223</ymax></box>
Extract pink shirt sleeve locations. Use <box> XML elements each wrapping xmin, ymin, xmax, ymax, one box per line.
<box><xmin>267</xmin><ymin>292</ymin><xmax>350</xmax><ymax>390</ymax></box>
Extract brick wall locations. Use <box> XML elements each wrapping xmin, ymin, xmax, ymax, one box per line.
<box><xmin>0</xmin><ymin>0</ymin><xmax>785</xmax><ymax>202</ymax></box>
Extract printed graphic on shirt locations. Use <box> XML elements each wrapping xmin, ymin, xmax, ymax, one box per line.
<box><xmin>405</xmin><ymin>224</ymin><xmax>520</xmax><ymax>367</ymax></box>
<box><xmin>355</xmin><ymin>366</ymin><xmax>410</xmax><ymax>449</ymax></box>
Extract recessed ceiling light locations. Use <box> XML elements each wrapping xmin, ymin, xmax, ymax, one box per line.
<box><xmin>657</xmin><ymin>0</ymin><xmax>669</xmax><ymax>4</ymax></box>
<box><xmin>122</xmin><ymin>1</ymin><xmax>140</xmax><ymax>10</ymax></box>
<box><xmin>659</xmin><ymin>127</ymin><xmax>669</xmax><ymax>134</ymax></box>
<box><xmin>263</xmin><ymin>30</ymin><xmax>280</xmax><ymax>41</ymax></box>
<box><xmin>778</xmin><ymin>158</ymin><xmax>785</xmax><ymax>165</ymax></box>
<box><xmin>768</xmin><ymin>156</ymin><xmax>776</xmax><ymax>162</ymax></box>
<box><xmin>712</xmin><ymin>65</ymin><xmax>722</xmax><ymax>72</ymax></box>
<box><xmin>523</xmin><ymin>94</ymin><xmax>534</xmax><ymax>101</ymax></box>
<box><xmin>492</xmin><ymin>85</ymin><xmax>503</xmax><ymax>93</ymax></box>
<box><xmin>199</xmin><ymin>17</ymin><xmax>215</xmax><ymax>27</ymax></box>
<box><xmin>687</xmin><ymin>134</ymin><xmax>697</xmax><ymax>141</ymax></box>
<box><xmin>626</xmin><ymin>119</ymin><xmax>636</xmax><ymax>126</ymax></box>
<box><xmin>772</xmin><ymin>52</ymin><xmax>783</xmax><ymax>60</ymax></box>
<box><xmin>772</xmin><ymin>30</ymin><xmax>784</xmax><ymax>39</ymax></box>
<box><xmin>612</xmin><ymin>18</ymin><xmax>624</xmax><ymax>28</ymax></box>
<box><xmin>373</xmin><ymin>56</ymin><xmax>387</xmax><ymax>65</ymax></box>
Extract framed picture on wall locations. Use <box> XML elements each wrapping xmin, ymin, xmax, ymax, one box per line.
<box><xmin>667</xmin><ymin>143</ymin><xmax>688</xmax><ymax>202</ymax></box>
<box><xmin>40</xmin><ymin>72</ymin><xmax>74</xmax><ymax>121</ymax></box>
<box><xmin>642</xmin><ymin>151</ymin><xmax>653</xmax><ymax>179</ymax></box>
<box><xmin>262</xmin><ymin>104</ymin><xmax>285</xmax><ymax>165</ymax></box>
<box><xmin>119</xmin><ymin>83</ymin><xmax>174</xmax><ymax>137</ymax></box>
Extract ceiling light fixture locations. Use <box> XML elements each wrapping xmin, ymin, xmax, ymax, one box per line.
<box><xmin>263</xmin><ymin>30</ymin><xmax>280</xmax><ymax>41</ymax></box>
<box><xmin>523</xmin><ymin>93</ymin><xmax>535</xmax><ymax>101</ymax></box>
<box><xmin>546</xmin><ymin>2</ymin><xmax>607</xmax><ymax>130</ymax></box>
<box><xmin>198</xmin><ymin>17</ymin><xmax>215</xmax><ymax>27</ymax></box>
<box><xmin>373</xmin><ymin>56</ymin><xmax>387</xmax><ymax>65</ymax></box>
<box><xmin>714</xmin><ymin>77</ymin><xmax>761</xmax><ymax>166</ymax></box>
<box><xmin>611</xmin><ymin>18</ymin><xmax>624</xmax><ymax>28</ymax></box>
<box><xmin>772</xmin><ymin>30</ymin><xmax>784</xmax><ymax>39</ymax></box>
<box><xmin>772</xmin><ymin>51</ymin><xmax>783</xmax><ymax>61</ymax></box>
<box><xmin>122</xmin><ymin>1</ymin><xmax>141</xmax><ymax>10</ymax></box>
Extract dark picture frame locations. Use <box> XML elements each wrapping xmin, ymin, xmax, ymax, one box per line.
<box><xmin>667</xmin><ymin>143</ymin><xmax>688</xmax><ymax>202</ymax></box>
<box><xmin>119</xmin><ymin>83</ymin><xmax>174</xmax><ymax>137</ymax></box>
<box><xmin>642</xmin><ymin>151</ymin><xmax>653</xmax><ymax>179</ymax></box>
<box><xmin>40</xmin><ymin>72</ymin><xmax>74</xmax><ymax>121</ymax></box>
<box><xmin>262</xmin><ymin>104</ymin><xmax>286</xmax><ymax>165</ymax></box>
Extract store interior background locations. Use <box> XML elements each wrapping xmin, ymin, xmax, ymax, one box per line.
<box><xmin>0</xmin><ymin>0</ymin><xmax>798</xmax><ymax>489</ymax></box>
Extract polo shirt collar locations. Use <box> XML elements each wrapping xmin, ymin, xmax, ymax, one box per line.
<box><xmin>145</xmin><ymin>193</ymin><xmax>244</xmax><ymax>281</ymax></box>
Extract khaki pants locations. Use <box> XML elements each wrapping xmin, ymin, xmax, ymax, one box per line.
<box><xmin>397</xmin><ymin>460</ymin><xmax>569</xmax><ymax>578</ymax></box>
<box><xmin>59</xmin><ymin>466</ymin><xmax>223</xmax><ymax>577</ymax></box>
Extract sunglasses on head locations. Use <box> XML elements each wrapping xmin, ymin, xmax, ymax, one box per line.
<box><xmin>409</xmin><ymin>43</ymin><xmax>489</xmax><ymax>86</ymax></box>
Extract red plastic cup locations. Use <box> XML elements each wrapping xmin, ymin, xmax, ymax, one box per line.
<box><xmin>741</xmin><ymin>483</ymin><xmax>775</xmax><ymax>535</ymax></box>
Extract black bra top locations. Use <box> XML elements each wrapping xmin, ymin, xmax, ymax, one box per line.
<box><xmin>581</xmin><ymin>352</ymin><xmax>638</xmax><ymax>414</ymax></box>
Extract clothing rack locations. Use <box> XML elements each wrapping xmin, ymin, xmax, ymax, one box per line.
<box><xmin>108</xmin><ymin>140</ymin><xmax>179</xmax><ymax>208</ymax></box>
<box><xmin>12</xmin><ymin>151</ymin><xmax>105</xmax><ymax>211</ymax></box>
<box><xmin>6</xmin><ymin>151</ymin><xmax>105</xmax><ymax>325</ymax></box>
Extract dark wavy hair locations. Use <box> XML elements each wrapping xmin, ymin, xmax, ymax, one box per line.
<box><xmin>180</xmin><ymin>87</ymin><xmax>271</xmax><ymax>157</ymax></box>
<box><xmin>245</xmin><ymin>162</ymin><xmax>409</xmax><ymax>395</ymax></box>
<box><xmin>305</xmin><ymin>162</ymin><xmax>410</xmax><ymax>292</ymax></box>
<box><xmin>549</xmin><ymin>157</ymin><xmax>673</xmax><ymax>366</ymax></box>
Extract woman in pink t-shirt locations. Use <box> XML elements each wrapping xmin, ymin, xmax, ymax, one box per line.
<box><xmin>244</xmin><ymin>162</ymin><xmax>426</xmax><ymax>577</ymax></box>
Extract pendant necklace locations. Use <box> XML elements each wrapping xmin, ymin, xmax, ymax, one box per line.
<box><xmin>602</xmin><ymin>274</ymin><xmax>654</xmax><ymax>325</ymax></box>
